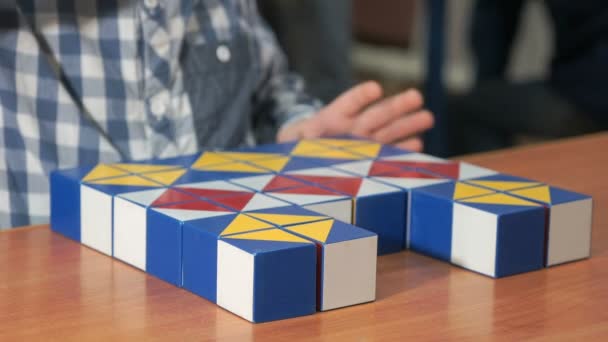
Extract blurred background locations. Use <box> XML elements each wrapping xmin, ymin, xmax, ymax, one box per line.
<box><xmin>258</xmin><ymin>0</ymin><xmax>608</xmax><ymax>157</ymax></box>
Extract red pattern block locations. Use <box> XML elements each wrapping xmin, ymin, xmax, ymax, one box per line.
<box><xmin>368</xmin><ymin>161</ymin><xmax>410</xmax><ymax>176</ymax></box>
<box><xmin>319</xmin><ymin>178</ymin><xmax>364</xmax><ymax>197</ymax></box>
<box><xmin>288</xmin><ymin>174</ymin><xmax>355</xmax><ymax>185</ymax></box>
<box><xmin>270</xmin><ymin>185</ymin><xmax>343</xmax><ymax>196</ymax></box>
<box><xmin>179</xmin><ymin>187</ymin><xmax>251</xmax><ymax>198</ymax></box>
<box><xmin>263</xmin><ymin>175</ymin><xmax>310</xmax><ymax>191</ymax></box>
<box><xmin>151</xmin><ymin>189</ymin><xmax>198</xmax><ymax>206</ymax></box>
<box><xmin>207</xmin><ymin>192</ymin><xmax>256</xmax><ymax>211</ymax></box>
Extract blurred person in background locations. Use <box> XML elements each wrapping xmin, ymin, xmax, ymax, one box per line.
<box><xmin>257</xmin><ymin>0</ymin><xmax>354</xmax><ymax>105</ymax></box>
<box><xmin>449</xmin><ymin>0</ymin><xmax>608</xmax><ymax>156</ymax></box>
<box><xmin>0</xmin><ymin>1</ymin><xmax>432</xmax><ymax>228</ymax></box>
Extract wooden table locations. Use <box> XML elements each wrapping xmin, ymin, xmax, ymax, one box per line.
<box><xmin>2</xmin><ymin>133</ymin><xmax>608</xmax><ymax>341</ymax></box>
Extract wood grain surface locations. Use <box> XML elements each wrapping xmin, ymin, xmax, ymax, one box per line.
<box><xmin>2</xmin><ymin>133</ymin><xmax>607</xmax><ymax>341</ymax></box>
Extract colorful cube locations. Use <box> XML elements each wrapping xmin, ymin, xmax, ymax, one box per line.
<box><xmin>284</xmin><ymin>219</ymin><xmax>377</xmax><ymax>311</ymax></box>
<box><xmin>510</xmin><ymin>185</ymin><xmax>593</xmax><ymax>266</ymax></box>
<box><xmin>217</xmin><ymin>229</ymin><xmax>317</xmax><ymax>322</ymax></box>
<box><xmin>182</xmin><ymin>212</ymin><xmax>274</xmax><ymax>301</ymax></box>
<box><xmin>410</xmin><ymin>181</ymin><xmax>546</xmax><ymax>277</ymax></box>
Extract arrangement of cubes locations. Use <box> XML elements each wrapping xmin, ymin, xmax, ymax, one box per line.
<box><xmin>50</xmin><ymin>136</ymin><xmax>593</xmax><ymax>323</ymax></box>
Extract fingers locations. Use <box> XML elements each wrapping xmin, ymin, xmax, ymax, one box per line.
<box><xmin>352</xmin><ymin>89</ymin><xmax>424</xmax><ymax>136</ymax></box>
<box><xmin>395</xmin><ymin>136</ymin><xmax>424</xmax><ymax>152</ymax></box>
<box><xmin>276</xmin><ymin>116</ymin><xmax>324</xmax><ymax>142</ymax></box>
<box><xmin>321</xmin><ymin>81</ymin><xmax>383</xmax><ymax>120</ymax></box>
<box><xmin>372</xmin><ymin>109</ymin><xmax>434</xmax><ymax>144</ymax></box>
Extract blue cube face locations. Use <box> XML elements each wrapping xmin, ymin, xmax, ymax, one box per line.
<box><xmin>146</xmin><ymin>209</ymin><xmax>183</xmax><ymax>286</ymax></box>
<box><xmin>409</xmin><ymin>190</ymin><xmax>454</xmax><ymax>261</ymax></box>
<box><xmin>50</xmin><ymin>169</ymin><xmax>88</xmax><ymax>242</ymax></box>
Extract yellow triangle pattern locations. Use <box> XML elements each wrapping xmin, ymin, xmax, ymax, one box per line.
<box><xmin>312</xmin><ymin>148</ymin><xmax>366</xmax><ymax>160</ymax></box>
<box><xmin>250</xmin><ymin>157</ymin><xmax>290</xmax><ymax>172</ymax></box>
<box><xmin>218</xmin><ymin>152</ymin><xmax>283</xmax><ymax>161</ymax></box>
<box><xmin>82</xmin><ymin>164</ymin><xmax>129</xmax><ymax>182</ymax></box>
<box><xmin>510</xmin><ymin>185</ymin><xmax>552</xmax><ymax>204</ymax></box>
<box><xmin>346</xmin><ymin>143</ymin><xmax>382</xmax><ymax>158</ymax></box>
<box><xmin>142</xmin><ymin>169</ymin><xmax>186</xmax><ymax>185</ymax></box>
<box><xmin>227</xmin><ymin>228</ymin><xmax>311</xmax><ymax>243</ymax></box>
<box><xmin>248</xmin><ymin>213</ymin><xmax>326</xmax><ymax>226</ymax></box>
<box><xmin>291</xmin><ymin>140</ymin><xmax>330</xmax><ymax>154</ymax></box>
<box><xmin>221</xmin><ymin>214</ymin><xmax>274</xmax><ymax>236</ymax></box>
<box><xmin>87</xmin><ymin>175</ymin><xmax>160</xmax><ymax>187</ymax></box>
<box><xmin>111</xmin><ymin>163</ymin><xmax>178</xmax><ymax>174</ymax></box>
<box><xmin>200</xmin><ymin>161</ymin><xmax>268</xmax><ymax>173</ymax></box>
<box><xmin>453</xmin><ymin>182</ymin><xmax>494</xmax><ymax>200</ymax></box>
<box><xmin>286</xmin><ymin>220</ymin><xmax>334</xmax><ymax>243</ymax></box>
<box><xmin>191</xmin><ymin>152</ymin><xmax>234</xmax><ymax>169</ymax></box>
<box><xmin>468</xmin><ymin>180</ymin><xmax>540</xmax><ymax>191</ymax></box>
<box><xmin>460</xmin><ymin>193</ymin><xmax>540</xmax><ymax>206</ymax></box>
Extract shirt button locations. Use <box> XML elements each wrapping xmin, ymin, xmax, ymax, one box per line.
<box><xmin>216</xmin><ymin>45</ymin><xmax>231</xmax><ymax>63</ymax></box>
<box><xmin>144</xmin><ymin>0</ymin><xmax>159</xmax><ymax>9</ymax></box>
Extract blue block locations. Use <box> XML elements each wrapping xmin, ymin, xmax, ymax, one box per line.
<box><xmin>217</xmin><ymin>229</ymin><xmax>317</xmax><ymax>323</ymax></box>
<box><xmin>410</xmin><ymin>181</ymin><xmax>547</xmax><ymax>277</ymax></box>
<box><xmin>146</xmin><ymin>209</ymin><xmax>184</xmax><ymax>286</ymax></box>
<box><xmin>50</xmin><ymin>166</ymin><xmax>94</xmax><ymax>242</ymax></box>
<box><xmin>182</xmin><ymin>213</ymin><xmax>273</xmax><ymax>303</ymax></box>
<box><xmin>494</xmin><ymin>206</ymin><xmax>546</xmax><ymax>277</ymax></box>
<box><xmin>409</xmin><ymin>189</ymin><xmax>453</xmax><ymax>261</ymax></box>
<box><xmin>355</xmin><ymin>190</ymin><xmax>407</xmax><ymax>255</ymax></box>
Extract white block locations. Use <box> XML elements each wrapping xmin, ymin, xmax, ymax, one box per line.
<box><xmin>547</xmin><ymin>198</ymin><xmax>593</xmax><ymax>266</ymax></box>
<box><xmin>216</xmin><ymin>240</ymin><xmax>255</xmax><ymax>322</ymax></box>
<box><xmin>322</xmin><ymin>236</ymin><xmax>377</xmax><ymax>310</ymax></box>
<box><xmin>80</xmin><ymin>185</ymin><xmax>113</xmax><ymax>255</ymax></box>
<box><xmin>113</xmin><ymin>196</ymin><xmax>147</xmax><ymax>270</ymax></box>
<box><xmin>451</xmin><ymin>203</ymin><xmax>498</xmax><ymax>277</ymax></box>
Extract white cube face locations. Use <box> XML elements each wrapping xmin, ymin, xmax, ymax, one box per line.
<box><xmin>321</xmin><ymin>236</ymin><xmax>377</xmax><ymax>311</ymax></box>
<box><xmin>80</xmin><ymin>185</ymin><xmax>112</xmax><ymax>255</ymax></box>
<box><xmin>304</xmin><ymin>199</ymin><xmax>353</xmax><ymax>224</ymax></box>
<box><xmin>451</xmin><ymin>203</ymin><xmax>498</xmax><ymax>277</ymax></box>
<box><xmin>113</xmin><ymin>197</ymin><xmax>147</xmax><ymax>270</ymax></box>
<box><xmin>216</xmin><ymin>241</ymin><xmax>255</xmax><ymax>322</ymax></box>
<box><xmin>547</xmin><ymin>199</ymin><xmax>593</xmax><ymax>266</ymax></box>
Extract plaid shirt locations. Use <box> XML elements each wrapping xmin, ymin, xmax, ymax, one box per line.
<box><xmin>0</xmin><ymin>0</ymin><xmax>321</xmax><ymax>229</ymax></box>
